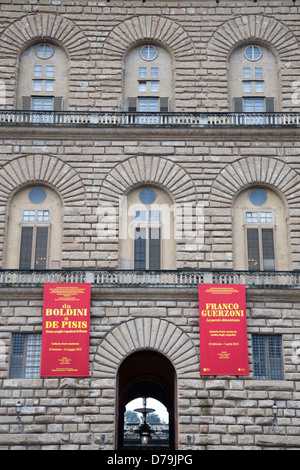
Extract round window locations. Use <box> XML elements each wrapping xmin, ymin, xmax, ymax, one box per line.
<box><xmin>36</xmin><ymin>44</ymin><xmax>54</xmax><ymax>59</ymax></box>
<box><xmin>139</xmin><ymin>188</ymin><xmax>157</xmax><ymax>205</ymax></box>
<box><xmin>249</xmin><ymin>189</ymin><xmax>267</xmax><ymax>206</ymax></box>
<box><xmin>244</xmin><ymin>45</ymin><xmax>262</xmax><ymax>61</ymax></box>
<box><xmin>29</xmin><ymin>187</ymin><xmax>47</xmax><ymax>204</ymax></box>
<box><xmin>140</xmin><ymin>45</ymin><xmax>157</xmax><ymax>61</ymax></box>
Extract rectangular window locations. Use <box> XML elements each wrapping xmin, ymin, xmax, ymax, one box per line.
<box><xmin>46</xmin><ymin>65</ymin><xmax>55</xmax><ymax>78</ymax></box>
<box><xmin>23</xmin><ymin>210</ymin><xmax>36</xmax><ymax>222</ymax></box>
<box><xmin>255</xmin><ymin>67</ymin><xmax>263</xmax><ymax>79</ymax></box>
<box><xmin>246</xmin><ymin>227</ymin><xmax>275</xmax><ymax>271</ymax></box>
<box><xmin>243</xmin><ymin>81</ymin><xmax>252</xmax><ymax>93</ymax></box>
<box><xmin>19</xmin><ymin>226</ymin><xmax>49</xmax><ymax>270</ymax></box>
<box><xmin>150</xmin><ymin>81</ymin><xmax>159</xmax><ymax>92</ymax></box>
<box><xmin>33</xmin><ymin>80</ymin><xmax>42</xmax><ymax>92</ymax></box>
<box><xmin>34</xmin><ymin>65</ymin><xmax>43</xmax><ymax>77</ymax></box>
<box><xmin>262</xmin><ymin>228</ymin><xmax>275</xmax><ymax>271</ymax></box>
<box><xmin>252</xmin><ymin>335</ymin><xmax>283</xmax><ymax>380</ymax></box>
<box><xmin>139</xmin><ymin>67</ymin><xmax>147</xmax><ymax>78</ymax></box>
<box><xmin>151</xmin><ymin>67</ymin><xmax>159</xmax><ymax>78</ymax></box>
<box><xmin>45</xmin><ymin>80</ymin><xmax>54</xmax><ymax>92</ymax></box>
<box><xmin>32</xmin><ymin>97</ymin><xmax>53</xmax><ymax>111</ymax></box>
<box><xmin>244</xmin><ymin>98</ymin><xmax>264</xmax><ymax>113</ymax></box>
<box><xmin>255</xmin><ymin>81</ymin><xmax>264</xmax><ymax>93</ymax></box>
<box><xmin>246</xmin><ymin>212</ymin><xmax>258</xmax><ymax>224</ymax></box>
<box><xmin>37</xmin><ymin>210</ymin><xmax>50</xmax><ymax>222</ymax></box>
<box><xmin>134</xmin><ymin>228</ymin><xmax>146</xmax><ymax>269</ymax></box>
<box><xmin>149</xmin><ymin>227</ymin><xmax>161</xmax><ymax>270</ymax></box>
<box><xmin>243</xmin><ymin>67</ymin><xmax>251</xmax><ymax>79</ymax></box>
<box><xmin>138</xmin><ymin>81</ymin><xmax>147</xmax><ymax>92</ymax></box>
<box><xmin>247</xmin><ymin>228</ymin><xmax>260</xmax><ymax>271</ymax></box>
<box><xmin>9</xmin><ymin>334</ymin><xmax>42</xmax><ymax>379</ymax></box>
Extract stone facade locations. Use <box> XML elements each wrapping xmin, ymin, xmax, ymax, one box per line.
<box><xmin>0</xmin><ymin>0</ymin><xmax>299</xmax><ymax>450</ymax></box>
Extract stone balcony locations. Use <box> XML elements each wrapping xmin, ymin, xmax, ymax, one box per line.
<box><xmin>0</xmin><ymin>269</ymin><xmax>299</xmax><ymax>289</ymax></box>
<box><xmin>0</xmin><ymin>110</ymin><xmax>299</xmax><ymax>128</ymax></box>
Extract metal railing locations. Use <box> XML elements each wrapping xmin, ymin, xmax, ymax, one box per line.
<box><xmin>0</xmin><ymin>110</ymin><xmax>299</xmax><ymax>127</ymax></box>
<box><xmin>0</xmin><ymin>269</ymin><xmax>299</xmax><ymax>288</ymax></box>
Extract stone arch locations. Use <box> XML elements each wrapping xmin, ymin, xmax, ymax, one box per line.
<box><xmin>102</xmin><ymin>15</ymin><xmax>196</xmax><ymax>61</ymax></box>
<box><xmin>0</xmin><ymin>155</ymin><xmax>86</xmax><ymax>206</ymax></box>
<box><xmin>92</xmin><ymin>318</ymin><xmax>199</xmax><ymax>380</ymax></box>
<box><xmin>99</xmin><ymin>156</ymin><xmax>197</xmax><ymax>205</ymax></box>
<box><xmin>0</xmin><ymin>13</ymin><xmax>91</xmax><ymax>59</ymax></box>
<box><xmin>207</xmin><ymin>15</ymin><xmax>299</xmax><ymax>61</ymax></box>
<box><xmin>206</xmin><ymin>15</ymin><xmax>300</xmax><ymax>111</ymax></box>
<box><xmin>210</xmin><ymin>157</ymin><xmax>300</xmax><ymax>208</ymax></box>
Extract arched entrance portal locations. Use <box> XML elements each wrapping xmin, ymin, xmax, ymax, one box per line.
<box><xmin>116</xmin><ymin>351</ymin><xmax>177</xmax><ymax>450</ymax></box>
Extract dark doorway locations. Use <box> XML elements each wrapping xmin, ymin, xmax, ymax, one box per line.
<box><xmin>116</xmin><ymin>351</ymin><xmax>177</xmax><ymax>450</ymax></box>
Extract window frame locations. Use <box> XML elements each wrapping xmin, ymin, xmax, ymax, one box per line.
<box><xmin>133</xmin><ymin>209</ymin><xmax>162</xmax><ymax>270</ymax></box>
<box><xmin>252</xmin><ymin>334</ymin><xmax>284</xmax><ymax>380</ymax></box>
<box><xmin>9</xmin><ymin>333</ymin><xmax>42</xmax><ymax>379</ymax></box>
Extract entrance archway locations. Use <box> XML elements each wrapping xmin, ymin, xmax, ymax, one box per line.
<box><xmin>116</xmin><ymin>351</ymin><xmax>177</xmax><ymax>450</ymax></box>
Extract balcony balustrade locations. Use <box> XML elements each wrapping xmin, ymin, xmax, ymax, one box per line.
<box><xmin>0</xmin><ymin>269</ymin><xmax>299</xmax><ymax>289</ymax></box>
<box><xmin>0</xmin><ymin>110</ymin><xmax>299</xmax><ymax>127</ymax></box>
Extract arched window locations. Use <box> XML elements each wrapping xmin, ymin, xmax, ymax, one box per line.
<box><xmin>17</xmin><ymin>42</ymin><xmax>68</xmax><ymax>111</ymax></box>
<box><xmin>123</xmin><ymin>44</ymin><xmax>173</xmax><ymax>114</ymax></box>
<box><xmin>232</xmin><ymin>187</ymin><xmax>290</xmax><ymax>271</ymax></box>
<box><xmin>5</xmin><ymin>186</ymin><xmax>63</xmax><ymax>270</ymax></box>
<box><xmin>119</xmin><ymin>187</ymin><xmax>176</xmax><ymax>270</ymax></box>
<box><xmin>228</xmin><ymin>44</ymin><xmax>280</xmax><ymax>113</ymax></box>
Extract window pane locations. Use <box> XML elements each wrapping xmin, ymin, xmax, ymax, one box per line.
<box><xmin>135</xmin><ymin>211</ymin><xmax>147</xmax><ymax>222</ymax></box>
<box><xmin>34</xmin><ymin>227</ymin><xmax>48</xmax><ymax>269</ymax></box>
<box><xmin>151</xmin><ymin>67</ymin><xmax>159</xmax><ymax>78</ymax></box>
<box><xmin>45</xmin><ymin>80</ymin><xmax>54</xmax><ymax>92</ymax></box>
<box><xmin>34</xmin><ymin>65</ymin><xmax>43</xmax><ymax>77</ymax></box>
<box><xmin>149</xmin><ymin>211</ymin><xmax>161</xmax><ymax>223</ymax></box>
<box><xmin>262</xmin><ymin>229</ymin><xmax>275</xmax><ymax>271</ymax></box>
<box><xmin>19</xmin><ymin>227</ymin><xmax>33</xmax><ymax>269</ymax></box>
<box><xmin>252</xmin><ymin>335</ymin><xmax>283</xmax><ymax>380</ymax></box>
<box><xmin>243</xmin><ymin>67</ymin><xmax>251</xmax><ymax>79</ymax></box>
<box><xmin>37</xmin><ymin>210</ymin><xmax>50</xmax><ymax>222</ymax></box>
<box><xmin>23</xmin><ymin>210</ymin><xmax>36</xmax><ymax>221</ymax></box>
<box><xmin>243</xmin><ymin>81</ymin><xmax>252</xmax><ymax>93</ymax></box>
<box><xmin>150</xmin><ymin>81</ymin><xmax>159</xmax><ymax>92</ymax></box>
<box><xmin>33</xmin><ymin>80</ymin><xmax>42</xmax><ymax>91</ymax></box>
<box><xmin>25</xmin><ymin>335</ymin><xmax>42</xmax><ymax>378</ymax></box>
<box><xmin>246</xmin><ymin>211</ymin><xmax>258</xmax><ymax>223</ymax></box>
<box><xmin>247</xmin><ymin>228</ymin><xmax>260</xmax><ymax>271</ymax></box>
<box><xmin>260</xmin><ymin>211</ymin><xmax>272</xmax><ymax>223</ymax></box>
<box><xmin>9</xmin><ymin>334</ymin><xmax>25</xmax><ymax>378</ymax></box>
<box><xmin>255</xmin><ymin>81</ymin><xmax>264</xmax><ymax>93</ymax></box>
<box><xmin>255</xmin><ymin>67</ymin><xmax>263</xmax><ymax>79</ymax></box>
<box><xmin>139</xmin><ymin>67</ymin><xmax>147</xmax><ymax>78</ymax></box>
<box><xmin>46</xmin><ymin>65</ymin><xmax>55</xmax><ymax>77</ymax></box>
<box><xmin>149</xmin><ymin>227</ymin><xmax>161</xmax><ymax>270</ymax></box>
<box><xmin>134</xmin><ymin>228</ymin><xmax>146</xmax><ymax>269</ymax></box>
<box><xmin>138</xmin><ymin>81</ymin><xmax>147</xmax><ymax>92</ymax></box>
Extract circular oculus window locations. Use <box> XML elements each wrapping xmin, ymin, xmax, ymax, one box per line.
<box><xmin>140</xmin><ymin>45</ymin><xmax>158</xmax><ymax>61</ymax></box>
<box><xmin>249</xmin><ymin>189</ymin><xmax>267</xmax><ymax>206</ymax></box>
<box><xmin>139</xmin><ymin>188</ymin><xmax>157</xmax><ymax>205</ymax></box>
<box><xmin>244</xmin><ymin>45</ymin><xmax>262</xmax><ymax>61</ymax></box>
<box><xmin>29</xmin><ymin>187</ymin><xmax>47</xmax><ymax>204</ymax></box>
<box><xmin>36</xmin><ymin>44</ymin><xmax>54</xmax><ymax>60</ymax></box>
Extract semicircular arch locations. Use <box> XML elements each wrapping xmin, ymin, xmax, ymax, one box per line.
<box><xmin>0</xmin><ymin>155</ymin><xmax>86</xmax><ymax>207</ymax></box>
<box><xmin>99</xmin><ymin>156</ymin><xmax>197</xmax><ymax>205</ymax></box>
<box><xmin>92</xmin><ymin>318</ymin><xmax>199</xmax><ymax>380</ymax></box>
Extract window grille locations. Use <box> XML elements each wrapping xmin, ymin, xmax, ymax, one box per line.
<box><xmin>252</xmin><ymin>335</ymin><xmax>283</xmax><ymax>380</ymax></box>
<box><xmin>9</xmin><ymin>334</ymin><xmax>42</xmax><ymax>379</ymax></box>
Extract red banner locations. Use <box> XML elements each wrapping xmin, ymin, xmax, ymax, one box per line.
<box><xmin>198</xmin><ymin>284</ymin><xmax>249</xmax><ymax>376</ymax></box>
<box><xmin>40</xmin><ymin>283</ymin><xmax>91</xmax><ymax>377</ymax></box>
